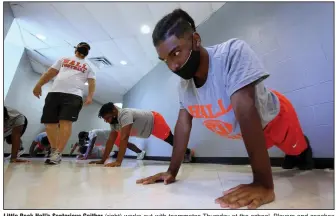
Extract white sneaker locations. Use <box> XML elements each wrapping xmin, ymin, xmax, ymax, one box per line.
<box><xmin>136</xmin><ymin>151</ymin><xmax>146</xmax><ymax>160</ymax></box>
<box><xmin>6</xmin><ymin>147</ymin><xmax>25</xmax><ymax>159</ymax></box>
<box><xmin>45</xmin><ymin>151</ymin><xmax>61</xmax><ymax>165</ymax></box>
<box><xmin>18</xmin><ymin>147</ymin><xmax>25</xmax><ymax>157</ymax></box>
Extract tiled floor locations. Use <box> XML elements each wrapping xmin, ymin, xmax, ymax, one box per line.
<box><xmin>3</xmin><ymin>158</ymin><xmax>334</xmax><ymax>209</ymax></box>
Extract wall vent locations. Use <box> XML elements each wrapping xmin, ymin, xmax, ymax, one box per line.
<box><xmin>88</xmin><ymin>56</ymin><xmax>113</xmax><ymax>69</ymax></box>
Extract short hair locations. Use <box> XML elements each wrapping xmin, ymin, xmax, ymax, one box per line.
<box><xmin>41</xmin><ymin>136</ymin><xmax>50</xmax><ymax>146</ymax></box>
<box><xmin>78</xmin><ymin>131</ymin><xmax>88</xmax><ymax>139</ymax></box>
<box><xmin>98</xmin><ymin>102</ymin><xmax>115</xmax><ymax>118</ymax></box>
<box><xmin>152</xmin><ymin>8</ymin><xmax>196</xmax><ymax>47</ymax></box>
<box><xmin>77</xmin><ymin>42</ymin><xmax>91</xmax><ymax>50</ymax></box>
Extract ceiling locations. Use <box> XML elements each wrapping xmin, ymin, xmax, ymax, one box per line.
<box><xmin>10</xmin><ymin>2</ymin><xmax>225</xmax><ymax>104</ymax></box>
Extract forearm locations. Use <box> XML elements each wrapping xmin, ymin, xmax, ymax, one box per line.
<box><xmin>70</xmin><ymin>143</ymin><xmax>77</xmax><ymax>155</ymax></box>
<box><xmin>116</xmin><ymin>139</ymin><xmax>128</xmax><ymax>164</ymax></box>
<box><xmin>36</xmin><ymin>70</ymin><xmax>56</xmax><ymax>87</ymax></box>
<box><xmin>239</xmin><ymin>108</ymin><xmax>273</xmax><ymax>189</ymax></box>
<box><xmin>167</xmin><ymin>123</ymin><xmax>191</xmax><ymax>177</ymax></box>
<box><xmin>11</xmin><ymin>135</ymin><xmax>21</xmax><ymax>160</ymax></box>
<box><xmin>86</xmin><ymin>140</ymin><xmax>96</xmax><ymax>157</ymax></box>
<box><xmin>88</xmin><ymin>79</ymin><xmax>96</xmax><ymax>98</ymax></box>
<box><xmin>101</xmin><ymin>139</ymin><xmax>114</xmax><ymax>162</ymax></box>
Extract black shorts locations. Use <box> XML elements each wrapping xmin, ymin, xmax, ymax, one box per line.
<box><xmin>41</xmin><ymin>92</ymin><xmax>83</xmax><ymax>124</ymax></box>
<box><xmin>5</xmin><ymin>116</ymin><xmax>28</xmax><ymax>144</ymax></box>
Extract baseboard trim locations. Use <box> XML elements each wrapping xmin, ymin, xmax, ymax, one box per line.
<box><xmin>5</xmin><ymin>153</ymin><xmax>333</xmax><ymax>169</ymax></box>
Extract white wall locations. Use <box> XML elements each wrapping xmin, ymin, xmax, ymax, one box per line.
<box><xmin>4</xmin><ymin>50</ymin><xmax>110</xmax><ymax>154</ymax></box>
<box><xmin>4</xmin><ymin>19</ymin><xmax>25</xmax><ymax>98</ymax></box>
<box><xmin>4</xmin><ymin>2</ymin><xmax>14</xmax><ymax>39</ymax></box>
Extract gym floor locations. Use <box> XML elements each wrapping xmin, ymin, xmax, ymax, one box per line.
<box><xmin>4</xmin><ymin>158</ymin><xmax>334</xmax><ymax>209</ymax></box>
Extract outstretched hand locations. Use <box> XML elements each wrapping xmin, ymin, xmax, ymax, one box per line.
<box><xmin>215</xmin><ymin>183</ymin><xmax>275</xmax><ymax>209</ymax></box>
<box><xmin>136</xmin><ymin>172</ymin><xmax>176</xmax><ymax>185</ymax></box>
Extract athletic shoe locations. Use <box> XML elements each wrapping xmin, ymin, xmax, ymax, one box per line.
<box><xmin>184</xmin><ymin>149</ymin><xmax>195</xmax><ymax>163</ymax></box>
<box><xmin>45</xmin><ymin>151</ymin><xmax>62</xmax><ymax>165</ymax></box>
<box><xmin>6</xmin><ymin>147</ymin><xmax>25</xmax><ymax>159</ymax></box>
<box><xmin>297</xmin><ymin>135</ymin><xmax>314</xmax><ymax>170</ymax></box>
<box><xmin>281</xmin><ymin>135</ymin><xmax>314</xmax><ymax>170</ymax></box>
<box><xmin>136</xmin><ymin>151</ymin><xmax>146</xmax><ymax>160</ymax></box>
<box><xmin>18</xmin><ymin>147</ymin><xmax>25</xmax><ymax>157</ymax></box>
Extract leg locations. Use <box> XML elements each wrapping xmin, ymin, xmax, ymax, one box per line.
<box><xmin>47</xmin><ymin>93</ymin><xmax>83</xmax><ymax>165</ymax></box>
<box><xmin>127</xmin><ymin>142</ymin><xmax>146</xmax><ymax>160</ymax></box>
<box><xmin>45</xmin><ymin>124</ymin><xmax>59</xmax><ymax>150</ymax></box>
<box><xmin>127</xmin><ymin>142</ymin><xmax>142</xmax><ymax>154</ymax></box>
<box><xmin>164</xmin><ymin>131</ymin><xmax>191</xmax><ymax>154</ymax></box>
<box><xmin>57</xmin><ymin>120</ymin><xmax>72</xmax><ymax>152</ymax></box>
<box><xmin>265</xmin><ymin>91</ymin><xmax>313</xmax><ymax>170</ymax></box>
<box><xmin>151</xmin><ymin>111</ymin><xmax>194</xmax><ymax>162</ymax></box>
<box><xmin>41</xmin><ymin>93</ymin><xmax>61</xmax><ymax>158</ymax></box>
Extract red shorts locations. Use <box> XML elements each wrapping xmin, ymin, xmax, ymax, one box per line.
<box><xmin>113</xmin><ymin>111</ymin><xmax>171</xmax><ymax>147</ymax></box>
<box><xmin>264</xmin><ymin>90</ymin><xmax>308</xmax><ymax>156</ymax></box>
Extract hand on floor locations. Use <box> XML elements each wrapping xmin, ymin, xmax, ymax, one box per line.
<box><xmin>136</xmin><ymin>172</ymin><xmax>175</xmax><ymax>185</ymax></box>
<box><xmin>89</xmin><ymin>160</ymin><xmax>104</xmax><ymax>165</ymax></box>
<box><xmin>77</xmin><ymin>155</ymin><xmax>88</xmax><ymax>160</ymax></box>
<box><xmin>104</xmin><ymin>161</ymin><xmax>121</xmax><ymax>167</ymax></box>
<box><xmin>215</xmin><ymin>183</ymin><xmax>275</xmax><ymax>209</ymax></box>
<box><xmin>10</xmin><ymin>158</ymin><xmax>30</xmax><ymax>163</ymax></box>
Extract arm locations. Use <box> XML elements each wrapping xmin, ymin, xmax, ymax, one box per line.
<box><xmin>85</xmin><ymin>137</ymin><xmax>97</xmax><ymax>158</ymax></box>
<box><xmin>10</xmin><ymin>125</ymin><xmax>24</xmax><ymax>162</ymax></box>
<box><xmin>69</xmin><ymin>143</ymin><xmax>78</xmax><ymax>156</ymax></box>
<box><xmin>35</xmin><ymin>68</ymin><xmax>59</xmax><ymax>87</ymax></box>
<box><xmin>167</xmin><ymin>109</ymin><xmax>193</xmax><ymax>177</ymax></box>
<box><xmin>115</xmin><ymin>124</ymin><xmax>132</xmax><ymax>164</ymax></box>
<box><xmin>101</xmin><ymin>131</ymin><xmax>118</xmax><ymax>162</ymax></box>
<box><xmin>29</xmin><ymin>141</ymin><xmax>38</xmax><ymax>155</ymax></box>
<box><xmin>231</xmin><ymin>85</ymin><xmax>273</xmax><ymax>189</ymax></box>
<box><xmin>87</xmin><ymin>78</ymin><xmax>96</xmax><ymax>99</ymax></box>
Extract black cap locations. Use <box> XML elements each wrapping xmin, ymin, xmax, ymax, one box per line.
<box><xmin>77</xmin><ymin>42</ymin><xmax>91</xmax><ymax>50</ymax></box>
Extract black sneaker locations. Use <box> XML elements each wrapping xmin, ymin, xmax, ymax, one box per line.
<box><xmin>281</xmin><ymin>135</ymin><xmax>314</xmax><ymax>170</ymax></box>
<box><xmin>281</xmin><ymin>155</ymin><xmax>298</xmax><ymax>169</ymax></box>
<box><xmin>183</xmin><ymin>149</ymin><xmax>195</xmax><ymax>163</ymax></box>
<box><xmin>297</xmin><ymin>135</ymin><xmax>314</xmax><ymax>170</ymax></box>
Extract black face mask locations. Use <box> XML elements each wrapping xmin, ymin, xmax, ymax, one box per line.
<box><xmin>76</xmin><ymin>46</ymin><xmax>89</xmax><ymax>56</ymax></box>
<box><xmin>173</xmin><ymin>40</ymin><xmax>201</xmax><ymax>80</ymax></box>
<box><xmin>110</xmin><ymin>116</ymin><xmax>119</xmax><ymax>125</ymax></box>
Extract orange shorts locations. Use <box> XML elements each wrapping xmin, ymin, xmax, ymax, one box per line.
<box><xmin>113</xmin><ymin>111</ymin><xmax>171</xmax><ymax>146</ymax></box>
<box><xmin>114</xmin><ymin>132</ymin><xmax>121</xmax><ymax>147</ymax></box>
<box><xmin>264</xmin><ymin>90</ymin><xmax>308</xmax><ymax>156</ymax></box>
<box><xmin>151</xmin><ymin>111</ymin><xmax>171</xmax><ymax>141</ymax></box>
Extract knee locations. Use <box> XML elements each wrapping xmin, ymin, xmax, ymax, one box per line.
<box><xmin>45</xmin><ymin>124</ymin><xmax>58</xmax><ymax>130</ymax></box>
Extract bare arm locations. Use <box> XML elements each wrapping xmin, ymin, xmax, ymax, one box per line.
<box><xmin>36</xmin><ymin>68</ymin><xmax>59</xmax><ymax>87</ymax></box>
<box><xmin>115</xmin><ymin>124</ymin><xmax>132</xmax><ymax>164</ymax></box>
<box><xmin>69</xmin><ymin>143</ymin><xmax>78</xmax><ymax>156</ymax></box>
<box><xmin>85</xmin><ymin>137</ymin><xmax>97</xmax><ymax>158</ymax></box>
<box><xmin>101</xmin><ymin>131</ymin><xmax>118</xmax><ymax>162</ymax></box>
<box><xmin>231</xmin><ymin>84</ymin><xmax>273</xmax><ymax>189</ymax></box>
<box><xmin>167</xmin><ymin>109</ymin><xmax>193</xmax><ymax>177</ymax></box>
<box><xmin>87</xmin><ymin>78</ymin><xmax>96</xmax><ymax>98</ymax></box>
<box><xmin>10</xmin><ymin>125</ymin><xmax>24</xmax><ymax>161</ymax></box>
